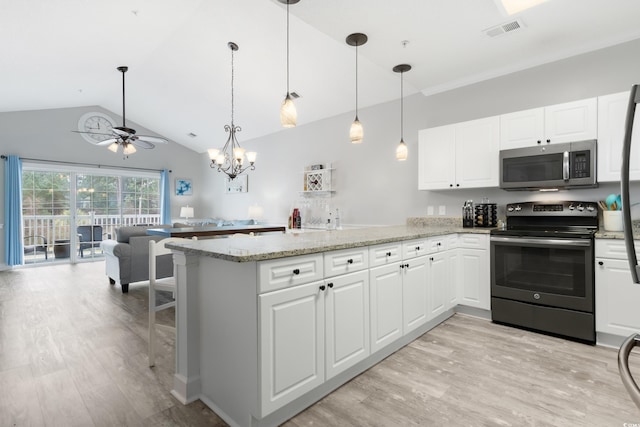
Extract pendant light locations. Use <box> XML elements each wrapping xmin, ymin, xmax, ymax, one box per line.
<box><xmin>393</xmin><ymin>64</ymin><xmax>411</xmax><ymax>161</ymax></box>
<box><xmin>208</xmin><ymin>42</ymin><xmax>257</xmax><ymax>180</ymax></box>
<box><xmin>279</xmin><ymin>0</ymin><xmax>300</xmax><ymax>128</ymax></box>
<box><xmin>346</xmin><ymin>33</ymin><xmax>368</xmax><ymax>144</ymax></box>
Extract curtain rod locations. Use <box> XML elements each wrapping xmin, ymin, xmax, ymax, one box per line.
<box><xmin>1</xmin><ymin>155</ymin><xmax>171</xmax><ymax>173</ymax></box>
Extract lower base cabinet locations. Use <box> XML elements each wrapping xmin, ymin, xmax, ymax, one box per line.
<box><xmin>458</xmin><ymin>247</ymin><xmax>490</xmax><ymax>310</ymax></box>
<box><xmin>369</xmin><ymin>262</ymin><xmax>404</xmax><ymax>353</ymax></box>
<box><xmin>259</xmin><ymin>270</ymin><xmax>370</xmax><ymax>415</ymax></box>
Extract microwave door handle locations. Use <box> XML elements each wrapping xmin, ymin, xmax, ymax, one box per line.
<box><xmin>563</xmin><ymin>151</ymin><xmax>570</xmax><ymax>181</ymax></box>
<box><xmin>621</xmin><ymin>84</ymin><xmax>640</xmax><ymax>284</ymax></box>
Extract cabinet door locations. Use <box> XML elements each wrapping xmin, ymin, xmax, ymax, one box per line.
<box><xmin>500</xmin><ymin>107</ymin><xmax>545</xmax><ymax>150</ymax></box>
<box><xmin>369</xmin><ymin>263</ymin><xmax>403</xmax><ymax>353</ymax></box>
<box><xmin>544</xmin><ymin>97</ymin><xmax>597</xmax><ymax>144</ymax></box>
<box><xmin>259</xmin><ymin>281</ymin><xmax>325</xmax><ymax>415</ymax></box>
<box><xmin>403</xmin><ymin>256</ymin><xmax>429</xmax><ymax>333</ymax></box>
<box><xmin>596</xmin><ymin>258</ymin><xmax>640</xmax><ymax>336</ymax></box>
<box><xmin>455</xmin><ymin>116</ymin><xmax>500</xmax><ymax>188</ymax></box>
<box><xmin>458</xmin><ymin>247</ymin><xmax>490</xmax><ymax>310</ymax></box>
<box><xmin>598</xmin><ymin>91</ymin><xmax>640</xmax><ymax>182</ymax></box>
<box><xmin>325</xmin><ymin>271</ymin><xmax>370</xmax><ymax>380</ymax></box>
<box><xmin>446</xmin><ymin>249</ymin><xmax>459</xmax><ymax>309</ymax></box>
<box><xmin>418</xmin><ymin>125</ymin><xmax>456</xmax><ymax>190</ymax></box>
<box><xmin>427</xmin><ymin>252</ymin><xmax>448</xmax><ymax>320</ymax></box>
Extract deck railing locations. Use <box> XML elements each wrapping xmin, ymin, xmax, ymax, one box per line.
<box><xmin>22</xmin><ymin>214</ymin><xmax>162</xmax><ymax>246</ymax></box>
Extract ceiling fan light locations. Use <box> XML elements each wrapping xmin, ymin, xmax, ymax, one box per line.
<box><xmin>108</xmin><ymin>143</ymin><xmax>119</xmax><ymax>153</ymax></box>
<box><xmin>396</xmin><ymin>140</ymin><xmax>408</xmax><ymax>161</ymax></box>
<box><xmin>280</xmin><ymin>94</ymin><xmax>297</xmax><ymax>128</ymax></box>
<box><xmin>123</xmin><ymin>144</ymin><xmax>137</xmax><ymax>155</ymax></box>
<box><xmin>350</xmin><ymin>117</ymin><xmax>363</xmax><ymax>144</ymax></box>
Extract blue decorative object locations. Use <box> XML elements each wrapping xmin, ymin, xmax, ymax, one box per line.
<box><xmin>176</xmin><ymin>178</ymin><xmax>192</xmax><ymax>196</ymax></box>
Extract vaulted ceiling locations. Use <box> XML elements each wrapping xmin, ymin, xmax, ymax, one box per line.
<box><xmin>2</xmin><ymin>0</ymin><xmax>639</xmax><ymax>153</ymax></box>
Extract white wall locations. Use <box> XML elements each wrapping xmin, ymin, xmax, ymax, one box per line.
<box><xmin>201</xmin><ymin>37</ymin><xmax>640</xmax><ymax>225</ymax></box>
<box><xmin>0</xmin><ymin>106</ymin><xmax>205</xmax><ymax>268</ymax></box>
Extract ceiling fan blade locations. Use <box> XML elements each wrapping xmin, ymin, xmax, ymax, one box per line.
<box><xmin>130</xmin><ymin>138</ymin><xmax>155</xmax><ymax>149</ymax></box>
<box><xmin>111</xmin><ymin>127</ymin><xmax>130</xmax><ymax>137</ymax></box>
<box><xmin>96</xmin><ymin>138</ymin><xmax>119</xmax><ymax>146</ymax></box>
<box><xmin>72</xmin><ymin>130</ymin><xmax>114</xmax><ymax>136</ymax></box>
<box><xmin>136</xmin><ymin>135</ymin><xmax>169</xmax><ymax>144</ymax></box>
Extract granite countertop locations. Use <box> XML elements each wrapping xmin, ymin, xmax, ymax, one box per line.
<box><xmin>595</xmin><ymin>220</ymin><xmax>640</xmax><ymax>239</ymax></box>
<box><xmin>165</xmin><ymin>217</ymin><xmax>492</xmax><ymax>262</ymax></box>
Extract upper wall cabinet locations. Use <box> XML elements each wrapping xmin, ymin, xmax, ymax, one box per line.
<box><xmin>419</xmin><ymin>116</ymin><xmax>499</xmax><ymax>190</ymax></box>
<box><xmin>500</xmin><ymin>98</ymin><xmax>597</xmax><ymax>150</ymax></box>
<box><xmin>598</xmin><ymin>91</ymin><xmax>640</xmax><ymax>182</ymax></box>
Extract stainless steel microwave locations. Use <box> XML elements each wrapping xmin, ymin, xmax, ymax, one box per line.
<box><xmin>499</xmin><ymin>140</ymin><xmax>597</xmax><ymax>190</ymax></box>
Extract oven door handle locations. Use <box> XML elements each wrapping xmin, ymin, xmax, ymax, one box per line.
<box><xmin>490</xmin><ymin>236</ymin><xmax>591</xmax><ymax>247</ymax></box>
<box><xmin>618</xmin><ymin>333</ymin><xmax>640</xmax><ymax>409</ymax></box>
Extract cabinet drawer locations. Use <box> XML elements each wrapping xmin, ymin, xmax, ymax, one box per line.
<box><xmin>403</xmin><ymin>239</ymin><xmax>430</xmax><ymax>259</ymax></box>
<box><xmin>369</xmin><ymin>243</ymin><xmax>402</xmax><ymax>267</ymax></box>
<box><xmin>324</xmin><ymin>248</ymin><xmax>369</xmax><ymax>277</ymax></box>
<box><xmin>458</xmin><ymin>233</ymin><xmax>488</xmax><ymax>250</ymax></box>
<box><xmin>595</xmin><ymin>239</ymin><xmax>640</xmax><ymax>259</ymax></box>
<box><xmin>445</xmin><ymin>234</ymin><xmax>459</xmax><ymax>250</ymax></box>
<box><xmin>259</xmin><ymin>254</ymin><xmax>324</xmax><ymax>293</ymax></box>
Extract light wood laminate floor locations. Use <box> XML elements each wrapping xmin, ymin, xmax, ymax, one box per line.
<box><xmin>1</xmin><ymin>262</ymin><xmax>640</xmax><ymax>426</ymax></box>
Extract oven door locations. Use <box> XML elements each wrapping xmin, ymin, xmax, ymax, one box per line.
<box><xmin>491</xmin><ymin>235</ymin><xmax>594</xmax><ymax>312</ymax></box>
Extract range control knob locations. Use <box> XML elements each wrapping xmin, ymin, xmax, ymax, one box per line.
<box><xmin>586</xmin><ymin>204</ymin><xmax>596</xmax><ymax>212</ymax></box>
<box><xmin>507</xmin><ymin>205</ymin><xmax>515</xmax><ymax>212</ymax></box>
<box><xmin>577</xmin><ymin>204</ymin><xmax>584</xmax><ymax>212</ymax></box>
<box><xmin>568</xmin><ymin>204</ymin><xmax>575</xmax><ymax>210</ymax></box>
<box><xmin>514</xmin><ymin>205</ymin><xmax>522</xmax><ymax>212</ymax></box>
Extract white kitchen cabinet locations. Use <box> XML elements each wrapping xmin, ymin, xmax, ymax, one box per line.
<box><xmin>418</xmin><ymin>124</ymin><xmax>456</xmax><ymax>190</ymax></box>
<box><xmin>446</xmin><ymin>249</ymin><xmax>459</xmax><ymax>309</ymax></box>
<box><xmin>427</xmin><ymin>251</ymin><xmax>448</xmax><ymax>319</ymax></box>
<box><xmin>402</xmin><ymin>255</ymin><xmax>429</xmax><ymax>334</ymax></box>
<box><xmin>457</xmin><ymin>234</ymin><xmax>490</xmax><ymax>310</ymax></box>
<box><xmin>259</xmin><ymin>280</ymin><xmax>325</xmax><ymax>415</ymax></box>
<box><xmin>597</xmin><ymin>91</ymin><xmax>640</xmax><ymax>182</ymax></box>
<box><xmin>369</xmin><ymin>262</ymin><xmax>404</xmax><ymax>353</ymax></box>
<box><xmin>499</xmin><ymin>98</ymin><xmax>597</xmax><ymax>150</ymax></box>
<box><xmin>595</xmin><ymin>239</ymin><xmax>640</xmax><ymax>337</ymax></box>
<box><xmin>325</xmin><ymin>270</ymin><xmax>370</xmax><ymax>380</ymax></box>
<box><xmin>418</xmin><ymin>116</ymin><xmax>499</xmax><ymax>190</ymax></box>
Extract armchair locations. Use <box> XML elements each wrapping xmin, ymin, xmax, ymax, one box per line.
<box><xmin>101</xmin><ymin>225</ymin><xmax>173</xmax><ymax>293</ymax></box>
<box><xmin>77</xmin><ymin>225</ymin><xmax>105</xmax><ymax>258</ymax></box>
<box><xmin>23</xmin><ymin>235</ymin><xmax>48</xmax><ymax>260</ymax></box>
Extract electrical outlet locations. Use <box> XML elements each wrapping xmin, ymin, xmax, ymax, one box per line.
<box><xmin>427</xmin><ymin>206</ymin><xmax>434</xmax><ymax>216</ymax></box>
<box><xmin>438</xmin><ymin>205</ymin><xmax>446</xmax><ymax>215</ymax></box>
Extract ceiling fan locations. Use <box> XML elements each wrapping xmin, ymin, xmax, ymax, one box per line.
<box><xmin>74</xmin><ymin>66</ymin><xmax>168</xmax><ymax>155</ymax></box>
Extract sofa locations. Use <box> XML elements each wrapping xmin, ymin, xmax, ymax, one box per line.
<box><xmin>101</xmin><ymin>225</ymin><xmax>174</xmax><ymax>293</ymax></box>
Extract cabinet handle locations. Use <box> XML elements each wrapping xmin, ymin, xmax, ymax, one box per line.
<box><xmin>319</xmin><ymin>285</ymin><xmax>326</xmax><ymax>291</ymax></box>
<box><xmin>598</xmin><ymin>261</ymin><xmax>604</xmax><ymax>266</ymax></box>
<box><xmin>292</xmin><ymin>268</ymin><xmax>300</xmax><ymax>275</ymax></box>
<box><xmin>386</xmin><ymin>251</ymin><xmax>392</xmax><ymax>257</ymax></box>
<box><xmin>405</xmin><ymin>263</ymin><xmax>410</xmax><ymax>268</ymax></box>
<box><xmin>400</xmin><ymin>264</ymin><xmax>405</xmax><ymax>270</ymax></box>
<box><xmin>537</xmin><ymin>140</ymin><xmax>541</xmax><ymax>144</ymax></box>
<box><xmin>328</xmin><ymin>283</ymin><xmax>334</xmax><ymax>288</ymax></box>
<box><xmin>437</xmin><ymin>242</ymin><xmax>441</xmax><ymax>246</ymax></box>
<box><xmin>415</xmin><ymin>246</ymin><xmax>420</xmax><ymax>251</ymax></box>
<box><xmin>347</xmin><ymin>259</ymin><xmax>354</xmax><ymax>264</ymax></box>
<box><xmin>546</xmin><ymin>139</ymin><xmax>551</xmax><ymax>143</ymax></box>
<box><xmin>449</xmin><ymin>184</ymin><xmax>453</xmax><ymax>187</ymax></box>
<box><xmin>456</xmin><ymin>184</ymin><xmax>460</xmax><ymax>187</ymax></box>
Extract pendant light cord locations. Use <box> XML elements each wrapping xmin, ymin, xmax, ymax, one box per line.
<box><xmin>355</xmin><ymin>43</ymin><xmax>359</xmax><ymax>115</ymax></box>
<box><xmin>121</xmin><ymin>69</ymin><xmax>126</xmax><ymax>126</ymax></box>
<box><xmin>400</xmin><ymin>70</ymin><xmax>404</xmax><ymax>141</ymax></box>
<box><xmin>231</xmin><ymin>45</ymin><xmax>235</xmax><ymax>126</ymax></box>
<box><xmin>286</xmin><ymin>1</ymin><xmax>290</xmax><ymax>95</ymax></box>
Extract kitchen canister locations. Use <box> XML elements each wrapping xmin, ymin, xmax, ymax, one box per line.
<box><xmin>603</xmin><ymin>210</ymin><xmax>623</xmax><ymax>232</ymax></box>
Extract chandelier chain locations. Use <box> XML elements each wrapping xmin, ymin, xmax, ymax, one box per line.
<box><xmin>286</xmin><ymin>0</ymin><xmax>290</xmax><ymax>94</ymax></box>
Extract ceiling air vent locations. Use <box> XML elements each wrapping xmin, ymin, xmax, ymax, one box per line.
<box><xmin>484</xmin><ymin>19</ymin><xmax>525</xmax><ymax>38</ymax></box>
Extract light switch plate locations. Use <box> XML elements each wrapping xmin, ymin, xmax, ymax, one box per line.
<box><xmin>438</xmin><ymin>206</ymin><xmax>446</xmax><ymax>215</ymax></box>
<box><xmin>427</xmin><ymin>206</ymin><xmax>434</xmax><ymax>216</ymax></box>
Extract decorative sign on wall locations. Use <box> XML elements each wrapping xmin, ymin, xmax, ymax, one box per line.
<box><xmin>225</xmin><ymin>175</ymin><xmax>248</xmax><ymax>193</ymax></box>
<box><xmin>176</xmin><ymin>178</ymin><xmax>193</xmax><ymax>196</ymax></box>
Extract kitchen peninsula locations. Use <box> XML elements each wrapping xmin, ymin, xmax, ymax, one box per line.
<box><xmin>166</xmin><ymin>221</ymin><xmax>491</xmax><ymax>427</ymax></box>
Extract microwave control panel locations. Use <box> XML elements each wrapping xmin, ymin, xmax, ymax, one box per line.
<box><xmin>571</xmin><ymin>151</ymin><xmax>591</xmax><ymax>178</ymax></box>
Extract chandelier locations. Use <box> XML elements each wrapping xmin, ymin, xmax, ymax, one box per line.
<box><xmin>208</xmin><ymin>42</ymin><xmax>256</xmax><ymax>180</ymax></box>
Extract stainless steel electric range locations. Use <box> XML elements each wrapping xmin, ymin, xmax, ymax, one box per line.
<box><xmin>490</xmin><ymin>201</ymin><xmax>598</xmax><ymax>344</ymax></box>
